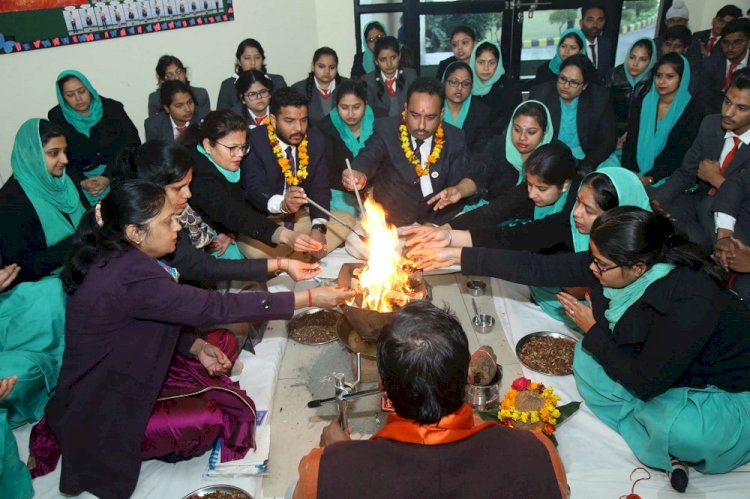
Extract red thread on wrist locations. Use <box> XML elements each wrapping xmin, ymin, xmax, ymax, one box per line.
<box><xmin>277</xmin><ymin>257</ymin><xmax>282</xmax><ymax>273</ymax></box>
<box><xmin>307</xmin><ymin>289</ymin><xmax>313</xmax><ymax>307</ymax></box>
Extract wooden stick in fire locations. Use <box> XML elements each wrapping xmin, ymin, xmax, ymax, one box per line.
<box><xmin>345</xmin><ymin>158</ymin><xmax>366</xmax><ymax>216</ymax></box>
<box><xmin>305</xmin><ymin>196</ymin><xmax>368</xmax><ymax>242</ymax></box>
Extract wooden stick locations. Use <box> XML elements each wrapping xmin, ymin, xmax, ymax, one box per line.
<box><xmin>305</xmin><ymin>196</ymin><xmax>367</xmax><ymax>241</ymax></box>
<box><xmin>345</xmin><ymin>158</ymin><xmax>366</xmax><ymax>215</ymax></box>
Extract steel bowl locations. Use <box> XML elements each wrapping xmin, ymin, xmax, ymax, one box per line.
<box><xmin>336</xmin><ymin>315</ymin><xmax>377</xmax><ymax>360</ymax></box>
<box><xmin>466</xmin><ymin>280</ymin><xmax>487</xmax><ymax>297</ymax></box>
<box><xmin>181</xmin><ymin>484</ymin><xmax>253</xmax><ymax>499</ymax></box>
<box><xmin>465</xmin><ymin>365</ymin><xmax>503</xmax><ymax>411</ymax></box>
<box><xmin>471</xmin><ymin>314</ymin><xmax>496</xmax><ymax>334</ymax></box>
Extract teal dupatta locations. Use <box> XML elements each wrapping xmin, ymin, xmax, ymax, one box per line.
<box><xmin>469</xmin><ymin>40</ymin><xmax>505</xmax><ymax>97</ymax></box>
<box><xmin>197</xmin><ymin>144</ymin><xmax>240</xmax><ymax>183</ymax></box>
<box><xmin>330</xmin><ymin>105</ymin><xmax>375</xmax><ymax>156</ymax></box>
<box><xmin>603</xmin><ymin>263</ymin><xmax>675</xmax><ymax>330</ymax></box>
<box><xmin>548</xmin><ymin>29</ymin><xmax>588</xmax><ymax>75</ymax></box>
<box><xmin>624</xmin><ymin>38</ymin><xmax>657</xmax><ymax>88</ymax></box>
<box><xmin>505</xmin><ymin>100</ymin><xmax>554</xmax><ymax>185</ymax></box>
<box><xmin>54</xmin><ymin>69</ymin><xmax>104</xmax><ymax>138</ymax></box>
<box><xmin>442</xmin><ymin>61</ymin><xmax>472</xmax><ymax>128</ymax></box>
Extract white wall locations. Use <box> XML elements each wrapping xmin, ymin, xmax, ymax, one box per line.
<box><xmin>0</xmin><ymin>0</ymin><xmax>355</xmax><ymax>182</ymax></box>
<box><xmin>682</xmin><ymin>0</ymin><xmax>736</xmax><ymax>32</ymax></box>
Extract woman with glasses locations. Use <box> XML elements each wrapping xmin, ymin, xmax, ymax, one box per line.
<box><xmin>180</xmin><ymin>110</ymin><xmax>323</xmax><ymax>257</ymax></box>
<box><xmin>316</xmin><ymin>80</ymin><xmax>374</xmax><ymax>217</ymax></box>
<box><xmin>530</xmin><ymin>55</ymin><xmax>617</xmax><ymax>175</ymax></box>
<box><xmin>217</xmin><ymin>38</ymin><xmax>287</xmax><ymax>111</ymax></box>
<box><xmin>607</xmin><ymin>38</ymin><xmax>657</xmax><ymax>137</ymax></box>
<box><xmin>351</xmin><ymin>21</ymin><xmax>386</xmax><ymax>80</ymax></box>
<box><xmin>442</xmin><ymin>61</ymin><xmax>490</xmax><ymax>154</ymax></box>
<box><xmin>292</xmin><ymin>47</ymin><xmax>345</xmax><ymax>126</ymax></box>
<box><xmin>406</xmin><ymin>167</ymin><xmax>650</xmax><ymax>328</ymax></box>
<box><xmin>233</xmin><ymin>69</ymin><xmax>274</xmax><ymax>129</ymax></box>
<box><xmin>415</xmin><ymin>206</ymin><xmax>750</xmax><ymax>493</ymax></box>
<box><xmin>48</xmin><ymin>69</ymin><xmax>141</xmax><ymax>205</ymax></box>
<box><xmin>531</xmin><ymin>28</ymin><xmax>589</xmax><ymax>88</ymax></box>
<box><xmin>146</xmin><ymin>55</ymin><xmax>210</xmax><ymax>119</ymax></box>
<box><xmin>622</xmin><ymin>53</ymin><xmax>701</xmax><ymax>187</ymax></box>
<box><xmin>469</xmin><ymin>40</ymin><xmax>522</xmax><ymax>128</ymax></box>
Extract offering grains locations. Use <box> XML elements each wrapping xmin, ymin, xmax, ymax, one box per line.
<box><xmin>187</xmin><ymin>492</ymin><xmax>248</xmax><ymax>499</ymax></box>
<box><xmin>517</xmin><ymin>336</ymin><xmax>575</xmax><ymax>375</ymax></box>
<box><xmin>287</xmin><ymin>310</ymin><xmax>341</xmax><ymax>344</ymax></box>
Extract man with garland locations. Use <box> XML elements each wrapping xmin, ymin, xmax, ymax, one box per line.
<box><xmin>291</xmin><ymin>301</ymin><xmax>568</xmax><ymax>498</ymax></box>
<box><xmin>241</xmin><ymin>87</ymin><xmax>354</xmax><ymax>260</ymax></box>
<box><xmin>343</xmin><ymin>77</ymin><xmax>466</xmax><ymax>227</ymax></box>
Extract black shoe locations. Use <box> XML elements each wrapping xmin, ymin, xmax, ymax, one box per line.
<box><xmin>668</xmin><ymin>460</ymin><xmax>689</xmax><ymax>493</ymax></box>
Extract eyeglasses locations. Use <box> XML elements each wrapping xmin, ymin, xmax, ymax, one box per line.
<box><xmin>215</xmin><ymin>141</ymin><xmax>250</xmax><ymax>156</ymax></box>
<box><xmin>557</xmin><ymin>74</ymin><xmax>583</xmax><ymax>88</ymax></box>
<box><xmin>446</xmin><ymin>79</ymin><xmax>472</xmax><ymax>89</ymax></box>
<box><xmin>366</xmin><ymin>34</ymin><xmax>384</xmax><ymax>43</ymax></box>
<box><xmin>164</xmin><ymin>69</ymin><xmax>185</xmax><ymax>80</ymax></box>
<box><xmin>721</xmin><ymin>38</ymin><xmax>748</xmax><ymax>48</ymax></box>
<box><xmin>589</xmin><ymin>252</ymin><xmax>620</xmax><ymax>274</ymax></box>
<box><xmin>244</xmin><ymin>89</ymin><xmax>270</xmax><ymax>100</ymax></box>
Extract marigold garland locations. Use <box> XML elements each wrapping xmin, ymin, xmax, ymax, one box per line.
<box><xmin>498</xmin><ymin>377</ymin><xmax>561</xmax><ymax>436</ymax></box>
<box><xmin>268</xmin><ymin>124</ymin><xmax>309</xmax><ymax>186</ymax></box>
<box><xmin>399</xmin><ymin>113</ymin><xmax>445</xmax><ymax>177</ymax></box>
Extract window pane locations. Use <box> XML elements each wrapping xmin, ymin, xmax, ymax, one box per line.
<box><xmin>359</xmin><ymin>12</ymin><xmax>404</xmax><ymax>45</ymax></box>
<box><xmin>421</xmin><ymin>13</ymin><xmax>503</xmax><ymax>67</ymax></box>
<box><xmin>615</xmin><ymin>0</ymin><xmax>658</xmax><ymax>66</ymax></box>
<box><xmin>520</xmin><ymin>9</ymin><xmax>578</xmax><ymax>78</ymax></box>
<box><xmin>359</xmin><ymin>0</ymin><xmax>403</xmax><ymax>5</ymax></box>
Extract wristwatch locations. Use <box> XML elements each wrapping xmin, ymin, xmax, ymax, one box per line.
<box><xmin>311</xmin><ymin>223</ymin><xmax>327</xmax><ymax>234</ymax></box>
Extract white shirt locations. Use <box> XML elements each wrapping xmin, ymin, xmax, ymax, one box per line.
<box><xmin>714</xmin><ymin>128</ymin><xmax>750</xmax><ymax>231</ymax></box>
<box><xmin>169</xmin><ymin>115</ymin><xmax>189</xmax><ymax>140</ymax></box>
<box><xmin>411</xmin><ymin>135</ymin><xmax>435</xmax><ymax>197</ymax></box>
<box><xmin>586</xmin><ymin>37</ymin><xmax>598</xmax><ymax>67</ymax></box>
<box><xmin>247</xmin><ymin>107</ymin><xmax>269</xmax><ymax>129</ymax></box>
<box><xmin>726</xmin><ymin>50</ymin><xmax>749</xmax><ymax>76</ymax></box>
<box><xmin>267</xmin><ymin>137</ymin><xmax>326</xmax><ymax>226</ymax></box>
<box><xmin>315</xmin><ymin>78</ymin><xmax>336</xmax><ymax>95</ymax></box>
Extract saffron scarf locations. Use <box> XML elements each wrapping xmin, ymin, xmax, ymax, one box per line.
<box><xmin>603</xmin><ymin>263</ymin><xmax>675</xmax><ymax>330</ymax></box>
<box><xmin>548</xmin><ymin>29</ymin><xmax>588</xmax><ymax>75</ymax></box>
<box><xmin>469</xmin><ymin>40</ymin><xmax>505</xmax><ymax>97</ymax></box>
<box><xmin>197</xmin><ymin>144</ymin><xmax>240</xmax><ymax>183</ymax></box>
<box><xmin>54</xmin><ymin>69</ymin><xmax>104</xmax><ymax>138</ymax></box>
<box><xmin>505</xmin><ymin>100</ymin><xmax>554</xmax><ymax>185</ymax></box>
<box><xmin>11</xmin><ymin>118</ymin><xmax>86</xmax><ymax>246</ymax></box>
<box><xmin>635</xmin><ymin>54</ymin><xmax>692</xmax><ymax>176</ymax></box>
<box><xmin>371</xmin><ymin>404</ymin><xmax>495</xmax><ymax>445</ymax></box>
<box><xmin>330</xmin><ymin>105</ymin><xmax>375</xmax><ymax>156</ymax></box>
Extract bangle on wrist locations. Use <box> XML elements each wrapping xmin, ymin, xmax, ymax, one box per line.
<box><xmin>446</xmin><ymin>230</ymin><xmax>453</xmax><ymax>245</ymax></box>
<box><xmin>307</xmin><ymin>288</ymin><xmax>313</xmax><ymax>307</ymax></box>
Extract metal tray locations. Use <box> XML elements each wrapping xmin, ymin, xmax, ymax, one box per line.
<box><xmin>286</xmin><ymin>308</ymin><xmax>343</xmax><ymax>345</ymax></box>
<box><xmin>515</xmin><ymin>331</ymin><xmax>578</xmax><ymax>376</ymax></box>
<box><xmin>181</xmin><ymin>484</ymin><xmax>253</xmax><ymax>499</ymax></box>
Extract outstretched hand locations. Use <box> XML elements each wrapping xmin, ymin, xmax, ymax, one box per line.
<box><xmin>400</xmin><ymin>225</ymin><xmax>451</xmax><ymax>249</ymax></box>
<box><xmin>0</xmin><ymin>264</ymin><xmax>20</xmax><ymax>292</ymax></box>
<box><xmin>407</xmin><ymin>246</ymin><xmax>461</xmax><ymax>271</ymax></box>
<box><xmin>427</xmin><ymin>187</ymin><xmax>462</xmax><ymax>211</ymax></box>
<box><xmin>198</xmin><ymin>342</ymin><xmax>233</xmax><ymax>376</ymax></box>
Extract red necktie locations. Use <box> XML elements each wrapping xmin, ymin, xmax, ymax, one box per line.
<box><xmin>255</xmin><ymin>116</ymin><xmax>265</xmax><ymax>125</ymax></box>
<box><xmin>175</xmin><ymin>125</ymin><xmax>187</xmax><ymax>135</ymax></box>
<box><xmin>320</xmin><ymin>88</ymin><xmax>331</xmax><ymax>99</ymax></box>
<box><xmin>724</xmin><ymin>62</ymin><xmax>739</xmax><ymax>92</ymax></box>
<box><xmin>709</xmin><ymin>137</ymin><xmax>741</xmax><ymax>195</ymax></box>
<box><xmin>385</xmin><ymin>79</ymin><xmax>396</xmax><ymax>97</ymax></box>
<box><xmin>707</xmin><ymin>36</ymin><xmax>717</xmax><ymax>53</ymax></box>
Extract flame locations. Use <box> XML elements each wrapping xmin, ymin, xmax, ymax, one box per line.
<box><xmin>355</xmin><ymin>198</ymin><xmax>414</xmax><ymax>312</ymax></box>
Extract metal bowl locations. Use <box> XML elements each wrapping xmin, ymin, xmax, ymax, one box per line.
<box><xmin>471</xmin><ymin>314</ymin><xmax>496</xmax><ymax>334</ymax></box>
<box><xmin>336</xmin><ymin>315</ymin><xmax>377</xmax><ymax>360</ymax></box>
<box><xmin>286</xmin><ymin>308</ymin><xmax>343</xmax><ymax>345</ymax></box>
<box><xmin>466</xmin><ymin>280</ymin><xmax>487</xmax><ymax>297</ymax></box>
<box><xmin>465</xmin><ymin>365</ymin><xmax>503</xmax><ymax>411</ymax></box>
<box><xmin>181</xmin><ymin>484</ymin><xmax>253</xmax><ymax>499</ymax></box>
<box><xmin>515</xmin><ymin>331</ymin><xmax>578</xmax><ymax>376</ymax></box>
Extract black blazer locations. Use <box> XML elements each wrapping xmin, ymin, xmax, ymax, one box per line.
<box><xmin>462</xmin><ymin>249</ymin><xmax>750</xmax><ymax>399</ymax></box>
<box><xmin>48</xmin><ymin>96</ymin><xmax>141</xmax><ymax>182</ymax></box>
<box><xmin>606</xmin><ymin>64</ymin><xmax>653</xmax><ymax>135</ymax></box>
<box><xmin>143</xmin><ymin>105</ymin><xmax>209</xmax><ymax>143</ymax></box>
<box><xmin>464</xmin><ymin>133</ymin><xmax>518</xmax><ymax>201</ymax></box>
<box><xmin>350</xmin><ymin>52</ymin><xmax>366</xmax><ymax>80</ymax></box>
<box><xmin>693</xmin><ymin>29</ymin><xmax>723</xmax><ymax>57</ymax></box>
<box><xmin>147</xmin><ymin>85</ymin><xmax>210</xmax><ymax>117</ymax></box>
<box><xmin>529</xmin><ymin>80</ymin><xmax>616</xmax><ymax>175</ymax></box>
<box><xmin>362</xmin><ymin>68</ymin><xmax>418</xmax><ymax>118</ymax></box>
<box><xmin>472</xmin><ymin>75</ymin><xmax>523</xmax><ymax>132</ymax></box>
<box><xmin>455</xmin><ymin>98</ymin><xmax>492</xmax><ymax>154</ymax></box>
<box><xmin>711</xmin><ymin>165</ymin><xmax>750</xmax><ymax>240</ymax></box>
<box><xmin>0</xmin><ymin>177</ymin><xmax>86</xmax><ymax>286</ymax></box>
<box><xmin>434</xmin><ymin>55</ymin><xmax>457</xmax><ymax>81</ymax></box>
<box><xmin>654</xmin><ymin>114</ymin><xmax>750</xmax><ymax>204</ymax></box>
<box><xmin>352</xmin><ymin>116</ymin><xmax>467</xmax><ymax>226</ymax></box>
<box><xmin>291</xmin><ymin>78</ymin><xmax>348</xmax><ymax>126</ymax></box>
<box><xmin>187</xmin><ymin>147</ymin><xmax>278</xmax><ymax>244</ymax></box>
<box><xmin>592</xmin><ymin>35</ymin><xmax>613</xmax><ymax>81</ymax></box>
<box><xmin>696</xmin><ymin>52</ymin><xmax>732</xmax><ymax>116</ymax></box>
<box><xmin>622</xmin><ymin>97</ymin><xmax>702</xmax><ymax>183</ymax></box>
<box><xmin>216</xmin><ymin>73</ymin><xmax>287</xmax><ymax>111</ymax></box>
<box><xmin>241</xmin><ymin>126</ymin><xmax>331</xmax><ymax>221</ymax></box>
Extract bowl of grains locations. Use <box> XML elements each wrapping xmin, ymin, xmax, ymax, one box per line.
<box><xmin>181</xmin><ymin>484</ymin><xmax>253</xmax><ymax>499</ymax></box>
<box><xmin>515</xmin><ymin>332</ymin><xmax>577</xmax><ymax>376</ymax></box>
<box><xmin>286</xmin><ymin>308</ymin><xmax>343</xmax><ymax>345</ymax></box>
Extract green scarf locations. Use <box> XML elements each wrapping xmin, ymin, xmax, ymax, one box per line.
<box><xmin>54</xmin><ymin>69</ymin><xmax>103</xmax><ymax>138</ymax></box>
<box><xmin>534</xmin><ymin>187</ymin><xmax>570</xmax><ymax>220</ymax></box>
<box><xmin>469</xmin><ymin>40</ymin><xmax>505</xmax><ymax>97</ymax></box>
<box><xmin>362</xmin><ymin>43</ymin><xmax>376</xmax><ymax>74</ymax></box>
<box><xmin>442</xmin><ymin>61</ymin><xmax>472</xmax><ymax>128</ymax></box>
<box><xmin>636</xmin><ymin>54</ymin><xmax>692</xmax><ymax>176</ymax></box>
<box><xmin>570</xmin><ymin>167</ymin><xmax>651</xmax><ymax>252</ymax></box>
<box><xmin>548</xmin><ymin>29</ymin><xmax>588</xmax><ymax>75</ymax></box>
<box><xmin>11</xmin><ymin>118</ymin><xmax>86</xmax><ymax>246</ymax></box>
<box><xmin>330</xmin><ymin>105</ymin><xmax>375</xmax><ymax>156</ymax></box>
<box><xmin>505</xmin><ymin>100</ymin><xmax>554</xmax><ymax>185</ymax></box>
<box><xmin>603</xmin><ymin>263</ymin><xmax>675</xmax><ymax>330</ymax></box>
<box><xmin>197</xmin><ymin>144</ymin><xmax>240</xmax><ymax>183</ymax></box>
<box><xmin>624</xmin><ymin>38</ymin><xmax>657</xmax><ymax>88</ymax></box>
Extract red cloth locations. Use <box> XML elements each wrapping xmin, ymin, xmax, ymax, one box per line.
<box><xmin>724</xmin><ymin>62</ymin><xmax>739</xmax><ymax>91</ymax></box>
<box><xmin>385</xmin><ymin>78</ymin><xmax>396</xmax><ymax>96</ymax></box>
<box><xmin>709</xmin><ymin>136</ymin><xmax>741</xmax><ymax>195</ymax></box>
<box><xmin>707</xmin><ymin>36</ymin><xmax>717</xmax><ymax>53</ymax></box>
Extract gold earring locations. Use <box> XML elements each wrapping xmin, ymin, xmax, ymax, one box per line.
<box><xmin>136</xmin><ymin>239</ymin><xmax>143</xmax><ymax>245</ymax></box>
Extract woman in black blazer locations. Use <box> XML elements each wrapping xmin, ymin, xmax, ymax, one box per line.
<box><xmin>530</xmin><ymin>55</ymin><xmax>617</xmax><ymax>175</ymax></box>
<box><xmin>469</xmin><ymin>41</ymin><xmax>522</xmax><ymax>130</ymax></box>
<box><xmin>441</xmin><ymin>61</ymin><xmax>491</xmax><ymax>154</ymax></box>
<box><xmin>216</xmin><ymin>39</ymin><xmax>287</xmax><ymax>111</ymax></box>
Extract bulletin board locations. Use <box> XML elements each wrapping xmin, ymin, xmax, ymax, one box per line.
<box><xmin>0</xmin><ymin>0</ymin><xmax>234</xmax><ymax>55</ymax></box>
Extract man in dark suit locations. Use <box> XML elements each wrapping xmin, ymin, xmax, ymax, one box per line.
<box><xmin>713</xmin><ymin>168</ymin><xmax>750</xmax><ymax>305</ymax></box>
<box><xmin>579</xmin><ymin>2</ymin><xmax>612</xmax><ymax>81</ymax></box>
<box><xmin>343</xmin><ymin>77</ymin><xmax>466</xmax><ymax>227</ymax></box>
<box><xmin>144</xmin><ymin>80</ymin><xmax>206</xmax><ymax>143</ymax></box>
<box><xmin>241</xmin><ymin>87</ymin><xmax>353</xmax><ymax>260</ymax></box>
<box><xmin>653</xmin><ymin>69</ymin><xmax>750</xmax><ymax>250</ymax></box>
<box><xmin>693</xmin><ymin>5</ymin><xmax>743</xmax><ymax>58</ymax></box>
<box><xmin>696</xmin><ymin>18</ymin><xmax>750</xmax><ymax>115</ymax></box>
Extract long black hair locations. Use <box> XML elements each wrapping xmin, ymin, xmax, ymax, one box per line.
<box><xmin>235</xmin><ymin>69</ymin><xmax>274</xmax><ymax>101</ymax></box>
<box><xmin>180</xmin><ymin>109</ymin><xmax>248</xmax><ymax>147</ymax></box>
<box><xmin>154</xmin><ymin>54</ymin><xmax>191</xmax><ymax>87</ymax></box>
<box><xmin>335</xmin><ymin>79</ymin><xmax>368</xmax><ymax>106</ymax></box>
<box><xmin>234</xmin><ymin>38</ymin><xmax>267</xmax><ymax>74</ymax></box>
<box><xmin>63</xmin><ymin>180</ymin><xmax>166</xmax><ymax>294</ymax></box>
<box><xmin>581</xmin><ymin>172</ymin><xmax>619</xmax><ymax>211</ymax></box>
<box><xmin>305</xmin><ymin>47</ymin><xmax>342</xmax><ymax>101</ymax></box>
<box><xmin>591</xmin><ymin>206</ymin><xmax>720</xmax><ymax>280</ymax></box>
<box><xmin>373</xmin><ymin>36</ymin><xmax>404</xmax><ymax>103</ymax></box>
<box><xmin>39</xmin><ymin>119</ymin><xmax>65</xmax><ymax>146</ymax></box>
<box><xmin>111</xmin><ymin>140</ymin><xmax>194</xmax><ymax>187</ymax></box>
<box><xmin>525</xmin><ymin>142</ymin><xmax>577</xmax><ymax>189</ymax></box>
<box><xmin>512</xmin><ymin>101</ymin><xmax>549</xmax><ymax>134</ymax></box>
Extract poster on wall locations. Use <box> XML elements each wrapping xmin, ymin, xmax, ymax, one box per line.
<box><xmin>0</xmin><ymin>0</ymin><xmax>232</xmax><ymax>55</ymax></box>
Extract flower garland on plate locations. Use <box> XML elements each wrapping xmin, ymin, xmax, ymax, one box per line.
<box><xmin>268</xmin><ymin>124</ymin><xmax>309</xmax><ymax>186</ymax></box>
<box><xmin>399</xmin><ymin>112</ymin><xmax>445</xmax><ymax>177</ymax></box>
<box><xmin>498</xmin><ymin>377</ymin><xmax>560</xmax><ymax>436</ymax></box>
